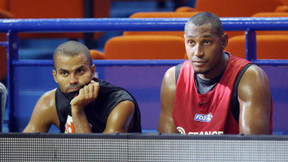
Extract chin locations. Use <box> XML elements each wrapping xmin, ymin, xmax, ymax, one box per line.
<box><xmin>195</xmin><ymin>70</ymin><xmax>210</xmax><ymax>75</ymax></box>
<box><xmin>193</xmin><ymin>67</ymin><xmax>210</xmax><ymax>74</ymax></box>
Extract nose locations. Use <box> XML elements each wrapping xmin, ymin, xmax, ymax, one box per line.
<box><xmin>194</xmin><ymin>44</ymin><xmax>204</xmax><ymax>58</ymax></box>
<box><xmin>69</xmin><ymin>74</ymin><xmax>78</xmax><ymax>85</ymax></box>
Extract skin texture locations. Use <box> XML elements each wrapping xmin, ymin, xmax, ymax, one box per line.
<box><xmin>158</xmin><ymin>21</ymin><xmax>271</xmax><ymax>135</ymax></box>
<box><xmin>23</xmin><ymin>50</ymin><xmax>135</xmax><ymax>133</ymax></box>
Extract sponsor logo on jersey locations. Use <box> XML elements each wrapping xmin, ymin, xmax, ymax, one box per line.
<box><xmin>64</xmin><ymin>115</ymin><xmax>92</xmax><ymax>133</ymax></box>
<box><xmin>65</xmin><ymin>115</ymin><xmax>75</xmax><ymax>133</ymax></box>
<box><xmin>194</xmin><ymin>113</ymin><xmax>213</xmax><ymax>122</ymax></box>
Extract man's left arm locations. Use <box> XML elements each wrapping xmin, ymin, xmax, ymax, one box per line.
<box><xmin>238</xmin><ymin>65</ymin><xmax>271</xmax><ymax>134</ymax></box>
<box><xmin>103</xmin><ymin>100</ymin><xmax>135</xmax><ymax>133</ymax></box>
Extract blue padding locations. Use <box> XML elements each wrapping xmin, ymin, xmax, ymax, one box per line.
<box><xmin>9</xmin><ymin>63</ymin><xmax>288</xmax><ymax>134</ymax></box>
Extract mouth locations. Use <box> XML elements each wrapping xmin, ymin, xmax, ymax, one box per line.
<box><xmin>192</xmin><ymin>60</ymin><xmax>207</xmax><ymax>67</ymax></box>
<box><xmin>67</xmin><ymin>87</ymin><xmax>81</xmax><ymax>93</ymax></box>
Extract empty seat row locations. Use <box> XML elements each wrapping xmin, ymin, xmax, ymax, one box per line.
<box><xmin>91</xmin><ymin>11</ymin><xmax>288</xmax><ymax>61</ymax></box>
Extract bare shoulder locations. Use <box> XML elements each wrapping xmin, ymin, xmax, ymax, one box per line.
<box><xmin>243</xmin><ymin>64</ymin><xmax>268</xmax><ymax>78</ymax></box>
<box><xmin>238</xmin><ymin>64</ymin><xmax>270</xmax><ymax>101</ymax></box>
<box><xmin>36</xmin><ymin>88</ymin><xmax>57</xmax><ymax>111</ymax></box>
<box><xmin>159</xmin><ymin>66</ymin><xmax>178</xmax><ymax>133</ymax></box>
<box><xmin>23</xmin><ymin>88</ymin><xmax>58</xmax><ymax>132</ymax></box>
<box><xmin>161</xmin><ymin>66</ymin><xmax>177</xmax><ymax>100</ymax></box>
<box><xmin>113</xmin><ymin>100</ymin><xmax>135</xmax><ymax>113</ymax></box>
<box><xmin>103</xmin><ymin>100</ymin><xmax>135</xmax><ymax>133</ymax></box>
<box><xmin>162</xmin><ymin>66</ymin><xmax>176</xmax><ymax>90</ymax></box>
<box><xmin>31</xmin><ymin>88</ymin><xmax>58</xmax><ymax>123</ymax></box>
<box><xmin>239</xmin><ymin>64</ymin><xmax>269</xmax><ymax>87</ymax></box>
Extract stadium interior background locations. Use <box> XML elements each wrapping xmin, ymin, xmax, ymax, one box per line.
<box><xmin>1</xmin><ymin>0</ymin><xmax>288</xmax><ymax>135</ymax></box>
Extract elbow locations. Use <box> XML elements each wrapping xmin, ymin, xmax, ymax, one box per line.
<box><xmin>240</xmin><ymin>123</ymin><xmax>270</xmax><ymax>135</ymax></box>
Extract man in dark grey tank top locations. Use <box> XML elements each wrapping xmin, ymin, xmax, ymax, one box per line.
<box><xmin>23</xmin><ymin>41</ymin><xmax>141</xmax><ymax>133</ymax></box>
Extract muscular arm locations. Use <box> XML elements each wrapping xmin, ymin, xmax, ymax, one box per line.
<box><xmin>103</xmin><ymin>100</ymin><xmax>135</xmax><ymax>133</ymax></box>
<box><xmin>71</xmin><ymin>80</ymin><xmax>136</xmax><ymax>133</ymax></box>
<box><xmin>23</xmin><ymin>90</ymin><xmax>59</xmax><ymax>133</ymax></box>
<box><xmin>158</xmin><ymin>67</ymin><xmax>178</xmax><ymax>133</ymax></box>
<box><xmin>70</xmin><ymin>81</ymin><xmax>99</xmax><ymax>133</ymax></box>
<box><xmin>238</xmin><ymin>65</ymin><xmax>271</xmax><ymax>134</ymax></box>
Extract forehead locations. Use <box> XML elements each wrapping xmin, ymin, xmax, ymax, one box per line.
<box><xmin>184</xmin><ymin>23</ymin><xmax>218</xmax><ymax>38</ymax></box>
<box><xmin>54</xmin><ymin>53</ymin><xmax>90</xmax><ymax>70</ymax></box>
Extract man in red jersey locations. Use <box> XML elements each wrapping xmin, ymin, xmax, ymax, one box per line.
<box><xmin>158</xmin><ymin>12</ymin><xmax>272</xmax><ymax>135</ymax></box>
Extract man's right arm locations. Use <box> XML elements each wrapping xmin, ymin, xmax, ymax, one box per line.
<box><xmin>158</xmin><ymin>66</ymin><xmax>178</xmax><ymax>133</ymax></box>
<box><xmin>23</xmin><ymin>89</ymin><xmax>59</xmax><ymax>133</ymax></box>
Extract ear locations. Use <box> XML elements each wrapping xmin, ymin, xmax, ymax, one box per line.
<box><xmin>221</xmin><ymin>33</ymin><xmax>228</xmax><ymax>50</ymax></box>
<box><xmin>91</xmin><ymin>64</ymin><xmax>96</xmax><ymax>78</ymax></box>
<box><xmin>52</xmin><ymin>69</ymin><xmax>58</xmax><ymax>84</ymax></box>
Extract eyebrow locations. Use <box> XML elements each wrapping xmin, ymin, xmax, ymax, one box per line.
<box><xmin>58</xmin><ymin>65</ymin><xmax>85</xmax><ymax>72</ymax></box>
<box><xmin>185</xmin><ymin>35</ymin><xmax>214</xmax><ymax>39</ymax></box>
<box><xmin>76</xmin><ymin>66</ymin><xmax>85</xmax><ymax>70</ymax></box>
<box><xmin>58</xmin><ymin>68</ymin><xmax>68</xmax><ymax>73</ymax></box>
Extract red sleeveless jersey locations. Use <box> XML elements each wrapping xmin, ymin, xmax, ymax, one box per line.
<box><xmin>173</xmin><ymin>55</ymin><xmax>251</xmax><ymax>135</ymax></box>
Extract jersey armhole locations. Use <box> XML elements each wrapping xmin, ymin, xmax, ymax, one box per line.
<box><xmin>175</xmin><ymin>63</ymin><xmax>183</xmax><ymax>84</ymax></box>
<box><xmin>230</xmin><ymin>63</ymin><xmax>254</xmax><ymax>123</ymax></box>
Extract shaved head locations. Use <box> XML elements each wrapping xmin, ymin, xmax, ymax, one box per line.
<box><xmin>185</xmin><ymin>12</ymin><xmax>223</xmax><ymax>37</ymax></box>
<box><xmin>53</xmin><ymin>41</ymin><xmax>92</xmax><ymax>68</ymax></box>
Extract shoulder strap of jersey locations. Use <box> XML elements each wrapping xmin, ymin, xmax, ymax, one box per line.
<box><xmin>55</xmin><ymin>88</ymin><xmax>70</xmax><ymax>132</ymax></box>
<box><xmin>230</xmin><ymin>63</ymin><xmax>254</xmax><ymax>122</ymax></box>
<box><xmin>175</xmin><ymin>63</ymin><xmax>183</xmax><ymax>84</ymax></box>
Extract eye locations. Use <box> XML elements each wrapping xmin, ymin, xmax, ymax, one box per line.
<box><xmin>60</xmin><ymin>71</ymin><xmax>69</xmax><ymax>77</ymax></box>
<box><xmin>187</xmin><ymin>40</ymin><xmax>195</xmax><ymax>46</ymax></box>
<box><xmin>203</xmin><ymin>40</ymin><xmax>212</xmax><ymax>45</ymax></box>
<box><xmin>76</xmin><ymin>68</ymin><xmax>85</xmax><ymax>74</ymax></box>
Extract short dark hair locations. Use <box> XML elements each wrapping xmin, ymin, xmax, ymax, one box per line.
<box><xmin>53</xmin><ymin>41</ymin><xmax>92</xmax><ymax>68</ymax></box>
<box><xmin>185</xmin><ymin>12</ymin><xmax>223</xmax><ymax>37</ymax></box>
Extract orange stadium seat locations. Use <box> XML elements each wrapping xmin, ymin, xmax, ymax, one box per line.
<box><xmin>276</xmin><ymin>0</ymin><xmax>288</xmax><ymax>12</ymax></box>
<box><xmin>252</xmin><ymin>12</ymin><xmax>288</xmax><ymax>35</ymax></box>
<box><xmin>0</xmin><ymin>0</ymin><xmax>110</xmax><ymax>80</ymax></box>
<box><xmin>226</xmin><ymin>35</ymin><xmax>288</xmax><ymax>59</ymax></box>
<box><xmin>0</xmin><ymin>0</ymin><xmax>12</xmax><ymax>18</ymax></box>
<box><xmin>124</xmin><ymin>11</ymin><xmax>199</xmax><ymax>37</ymax></box>
<box><xmin>0</xmin><ymin>40</ymin><xmax>7</xmax><ymax>81</ymax></box>
<box><xmin>275</xmin><ymin>5</ymin><xmax>288</xmax><ymax>12</ymax></box>
<box><xmin>7</xmin><ymin>0</ymin><xmax>110</xmax><ymax>40</ymax></box>
<box><xmin>175</xmin><ymin>0</ymin><xmax>284</xmax><ymax>38</ymax></box>
<box><xmin>90</xmin><ymin>12</ymin><xmax>197</xmax><ymax>60</ymax></box>
<box><xmin>175</xmin><ymin>6</ymin><xmax>196</xmax><ymax>12</ymax></box>
<box><xmin>92</xmin><ymin>35</ymin><xmax>186</xmax><ymax>60</ymax></box>
<box><xmin>280</xmin><ymin>0</ymin><xmax>288</xmax><ymax>5</ymax></box>
<box><xmin>0</xmin><ymin>0</ymin><xmax>12</xmax><ymax>81</ymax></box>
<box><xmin>176</xmin><ymin>0</ymin><xmax>283</xmax><ymax>17</ymax></box>
<box><xmin>225</xmin><ymin>12</ymin><xmax>288</xmax><ymax>59</ymax></box>
<box><xmin>90</xmin><ymin>49</ymin><xmax>105</xmax><ymax>60</ymax></box>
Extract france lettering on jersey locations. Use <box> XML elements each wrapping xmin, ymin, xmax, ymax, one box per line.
<box><xmin>176</xmin><ymin>126</ymin><xmax>224</xmax><ymax>135</ymax></box>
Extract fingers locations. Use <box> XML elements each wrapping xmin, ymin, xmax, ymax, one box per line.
<box><xmin>80</xmin><ymin>81</ymin><xmax>100</xmax><ymax>99</ymax></box>
<box><xmin>70</xmin><ymin>81</ymin><xmax>100</xmax><ymax>108</ymax></box>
